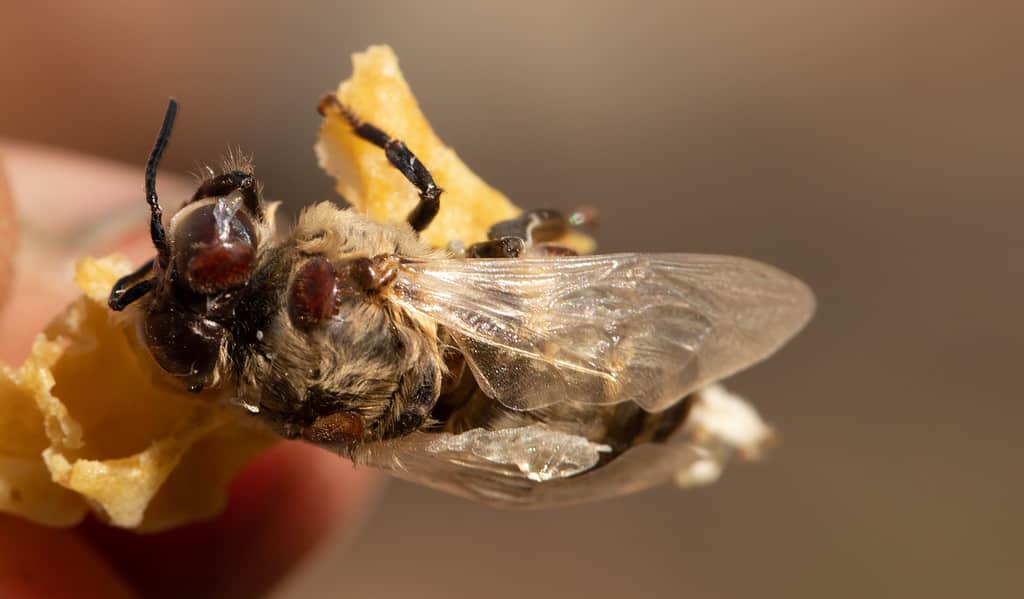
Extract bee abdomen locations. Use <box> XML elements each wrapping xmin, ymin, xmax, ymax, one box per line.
<box><xmin>433</xmin><ymin>366</ymin><xmax>697</xmax><ymax>461</ymax></box>
<box><xmin>601</xmin><ymin>395</ymin><xmax>696</xmax><ymax>456</ymax></box>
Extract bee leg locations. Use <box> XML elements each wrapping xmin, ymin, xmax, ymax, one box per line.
<box><xmin>318</xmin><ymin>94</ymin><xmax>443</xmax><ymax>232</ymax></box>
<box><xmin>486</xmin><ymin>206</ymin><xmax>597</xmax><ymax>246</ymax></box>
<box><xmin>529</xmin><ymin>243</ymin><xmax>579</xmax><ymax>257</ymax></box>
<box><xmin>470</xmin><ymin>208</ymin><xmax>595</xmax><ymax>257</ymax></box>
<box><xmin>465</xmin><ymin>237</ymin><xmax>526</xmax><ymax>258</ymax></box>
<box><xmin>487</xmin><ymin>209</ymin><xmax>565</xmax><ymax>245</ymax></box>
<box><xmin>464</xmin><ymin>234</ymin><xmax>580</xmax><ymax>259</ymax></box>
<box><xmin>108</xmin><ymin>258</ymin><xmax>156</xmax><ymax>310</ymax></box>
<box><xmin>463</xmin><ymin>210</ymin><xmax>566</xmax><ymax>258</ymax></box>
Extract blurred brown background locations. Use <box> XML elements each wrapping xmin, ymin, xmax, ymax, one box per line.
<box><xmin>2</xmin><ymin>1</ymin><xmax>1022</xmax><ymax>597</ymax></box>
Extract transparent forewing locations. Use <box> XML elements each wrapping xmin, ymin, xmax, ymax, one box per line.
<box><xmin>391</xmin><ymin>253</ymin><xmax>814</xmax><ymax>411</ymax></box>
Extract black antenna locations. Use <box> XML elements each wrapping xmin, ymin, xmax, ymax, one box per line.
<box><xmin>147</xmin><ymin>99</ymin><xmax>178</xmax><ymax>268</ymax></box>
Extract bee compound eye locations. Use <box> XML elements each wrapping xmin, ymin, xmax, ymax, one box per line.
<box><xmin>289</xmin><ymin>257</ymin><xmax>338</xmax><ymax>330</ymax></box>
<box><xmin>173</xmin><ymin>196</ymin><xmax>257</xmax><ymax>293</ymax></box>
<box><xmin>144</xmin><ymin>309</ymin><xmax>223</xmax><ymax>389</ymax></box>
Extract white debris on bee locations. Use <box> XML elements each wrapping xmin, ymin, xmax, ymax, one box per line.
<box><xmin>675</xmin><ymin>454</ymin><xmax>724</xmax><ymax>488</ymax></box>
<box><xmin>674</xmin><ymin>383</ymin><xmax>776</xmax><ymax>488</ymax></box>
<box><xmin>239</xmin><ymin>398</ymin><xmax>261</xmax><ymax>414</ymax></box>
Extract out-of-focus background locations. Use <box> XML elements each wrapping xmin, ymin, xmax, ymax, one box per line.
<box><xmin>2</xmin><ymin>2</ymin><xmax>1021</xmax><ymax>597</ymax></box>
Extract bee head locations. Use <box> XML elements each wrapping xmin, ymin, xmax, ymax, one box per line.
<box><xmin>171</xmin><ymin>173</ymin><xmax>261</xmax><ymax>294</ymax></box>
<box><xmin>108</xmin><ymin>100</ymin><xmax>266</xmax><ymax>393</ymax></box>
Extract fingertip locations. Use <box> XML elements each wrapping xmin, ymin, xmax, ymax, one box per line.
<box><xmin>216</xmin><ymin>441</ymin><xmax>382</xmax><ymax>592</ymax></box>
<box><xmin>81</xmin><ymin>441</ymin><xmax>381</xmax><ymax>597</ymax></box>
<box><xmin>0</xmin><ymin>516</ymin><xmax>135</xmax><ymax>599</ymax></box>
<box><xmin>0</xmin><ymin>142</ymin><xmax>174</xmax><ymax>361</ymax></box>
<box><xmin>0</xmin><ymin>151</ymin><xmax>18</xmax><ymax>313</ymax></box>
<box><xmin>0</xmin><ymin>142</ymin><xmax>192</xmax><ymax>236</ymax></box>
<box><xmin>230</xmin><ymin>439</ymin><xmax>381</xmax><ymax>530</ymax></box>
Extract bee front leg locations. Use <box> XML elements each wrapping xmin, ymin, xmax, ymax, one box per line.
<box><xmin>108</xmin><ymin>258</ymin><xmax>156</xmax><ymax>310</ymax></box>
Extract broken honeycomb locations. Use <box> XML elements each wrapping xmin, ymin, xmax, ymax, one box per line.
<box><xmin>315</xmin><ymin>45</ymin><xmax>594</xmax><ymax>254</ymax></box>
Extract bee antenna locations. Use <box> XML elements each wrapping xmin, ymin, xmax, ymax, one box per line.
<box><xmin>146</xmin><ymin>98</ymin><xmax>178</xmax><ymax>268</ymax></box>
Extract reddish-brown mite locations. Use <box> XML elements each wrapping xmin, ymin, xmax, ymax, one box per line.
<box><xmin>289</xmin><ymin>257</ymin><xmax>338</xmax><ymax>330</ymax></box>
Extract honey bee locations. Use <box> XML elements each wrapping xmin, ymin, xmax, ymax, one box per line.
<box><xmin>108</xmin><ymin>98</ymin><xmax>814</xmax><ymax>507</ymax></box>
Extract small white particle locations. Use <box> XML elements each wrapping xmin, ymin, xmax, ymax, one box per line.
<box><xmin>675</xmin><ymin>458</ymin><xmax>722</xmax><ymax>488</ymax></box>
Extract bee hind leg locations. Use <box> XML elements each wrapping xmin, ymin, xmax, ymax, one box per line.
<box><xmin>465</xmin><ymin>236</ymin><xmax>526</xmax><ymax>258</ymax></box>
<box><xmin>487</xmin><ymin>209</ymin><xmax>568</xmax><ymax>244</ymax></box>
<box><xmin>318</xmin><ymin>94</ymin><xmax>442</xmax><ymax>232</ymax></box>
<box><xmin>469</xmin><ymin>207</ymin><xmax>598</xmax><ymax>258</ymax></box>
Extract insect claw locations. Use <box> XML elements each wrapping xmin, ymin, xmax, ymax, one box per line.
<box><xmin>317</xmin><ymin>93</ymin><xmax>341</xmax><ymax>117</ymax></box>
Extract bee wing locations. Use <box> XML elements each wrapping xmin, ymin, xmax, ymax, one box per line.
<box><xmin>351</xmin><ymin>425</ymin><xmax>697</xmax><ymax>507</ymax></box>
<box><xmin>392</xmin><ymin>253</ymin><xmax>814</xmax><ymax>412</ymax></box>
<box><xmin>351</xmin><ymin>384</ymin><xmax>759</xmax><ymax>508</ymax></box>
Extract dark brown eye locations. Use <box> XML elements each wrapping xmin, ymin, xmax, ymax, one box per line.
<box><xmin>144</xmin><ymin>309</ymin><xmax>224</xmax><ymax>392</ymax></box>
<box><xmin>173</xmin><ymin>195</ymin><xmax>257</xmax><ymax>293</ymax></box>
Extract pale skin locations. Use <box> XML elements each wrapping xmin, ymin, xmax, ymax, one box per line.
<box><xmin>0</xmin><ymin>142</ymin><xmax>380</xmax><ymax>598</ymax></box>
